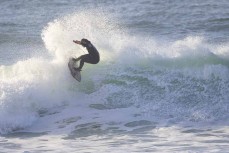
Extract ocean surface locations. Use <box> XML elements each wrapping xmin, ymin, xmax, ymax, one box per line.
<box><xmin>0</xmin><ymin>0</ymin><xmax>229</xmax><ymax>152</ymax></box>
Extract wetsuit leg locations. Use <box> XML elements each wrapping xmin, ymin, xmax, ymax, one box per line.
<box><xmin>75</xmin><ymin>54</ymin><xmax>98</xmax><ymax>70</ymax></box>
<box><xmin>78</xmin><ymin>54</ymin><xmax>94</xmax><ymax>70</ymax></box>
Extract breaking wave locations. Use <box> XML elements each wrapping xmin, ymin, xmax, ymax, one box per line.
<box><xmin>0</xmin><ymin>10</ymin><xmax>229</xmax><ymax>134</ymax></box>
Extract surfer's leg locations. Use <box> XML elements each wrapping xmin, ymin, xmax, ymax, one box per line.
<box><xmin>73</xmin><ymin>56</ymin><xmax>83</xmax><ymax>62</ymax></box>
<box><xmin>75</xmin><ymin>54</ymin><xmax>90</xmax><ymax>71</ymax></box>
<box><xmin>74</xmin><ymin>54</ymin><xmax>95</xmax><ymax>71</ymax></box>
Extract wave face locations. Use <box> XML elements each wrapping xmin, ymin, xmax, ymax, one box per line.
<box><xmin>0</xmin><ymin>10</ymin><xmax>229</xmax><ymax>134</ymax></box>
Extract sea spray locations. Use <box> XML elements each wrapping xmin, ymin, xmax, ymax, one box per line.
<box><xmin>1</xmin><ymin>10</ymin><xmax>229</xmax><ymax>134</ymax></box>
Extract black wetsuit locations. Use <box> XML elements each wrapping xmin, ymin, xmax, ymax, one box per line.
<box><xmin>76</xmin><ymin>39</ymin><xmax>100</xmax><ymax>70</ymax></box>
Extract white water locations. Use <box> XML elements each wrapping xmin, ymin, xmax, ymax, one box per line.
<box><xmin>0</xmin><ymin>9</ymin><xmax>229</xmax><ymax>152</ymax></box>
<box><xmin>1</xmin><ymin>10</ymin><xmax>229</xmax><ymax>133</ymax></box>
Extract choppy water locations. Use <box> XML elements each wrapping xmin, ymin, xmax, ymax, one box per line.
<box><xmin>0</xmin><ymin>0</ymin><xmax>229</xmax><ymax>152</ymax></box>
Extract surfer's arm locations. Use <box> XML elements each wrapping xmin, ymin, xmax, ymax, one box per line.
<box><xmin>73</xmin><ymin>40</ymin><xmax>91</xmax><ymax>47</ymax></box>
<box><xmin>73</xmin><ymin>40</ymin><xmax>81</xmax><ymax>45</ymax></box>
<box><xmin>73</xmin><ymin>39</ymin><xmax>93</xmax><ymax>48</ymax></box>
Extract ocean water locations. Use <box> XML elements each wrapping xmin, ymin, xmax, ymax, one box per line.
<box><xmin>0</xmin><ymin>0</ymin><xmax>229</xmax><ymax>152</ymax></box>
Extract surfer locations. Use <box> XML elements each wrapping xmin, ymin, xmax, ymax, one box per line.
<box><xmin>72</xmin><ymin>38</ymin><xmax>100</xmax><ymax>71</ymax></box>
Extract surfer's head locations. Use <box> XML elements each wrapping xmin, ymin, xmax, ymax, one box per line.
<box><xmin>81</xmin><ymin>38</ymin><xmax>90</xmax><ymax>47</ymax></box>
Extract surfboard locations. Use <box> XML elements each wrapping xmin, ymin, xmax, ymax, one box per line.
<box><xmin>68</xmin><ymin>57</ymin><xmax>81</xmax><ymax>82</ymax></box>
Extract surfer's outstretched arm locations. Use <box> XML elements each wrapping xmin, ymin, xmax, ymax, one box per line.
<box><xmin>73</xmin><ymin>39</ymin><xmax>92</xmax><ymax>48</ymax></box>
<box><xmin>73</xmin><ymin>40</ymin><xmax>81</xmax><ymax>45</ymax></box>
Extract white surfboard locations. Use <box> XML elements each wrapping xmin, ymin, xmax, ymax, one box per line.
<box><xmin>68</xmin><ymin>57</ymin><xmax>81</xmax><ymax>82</ymax></box>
